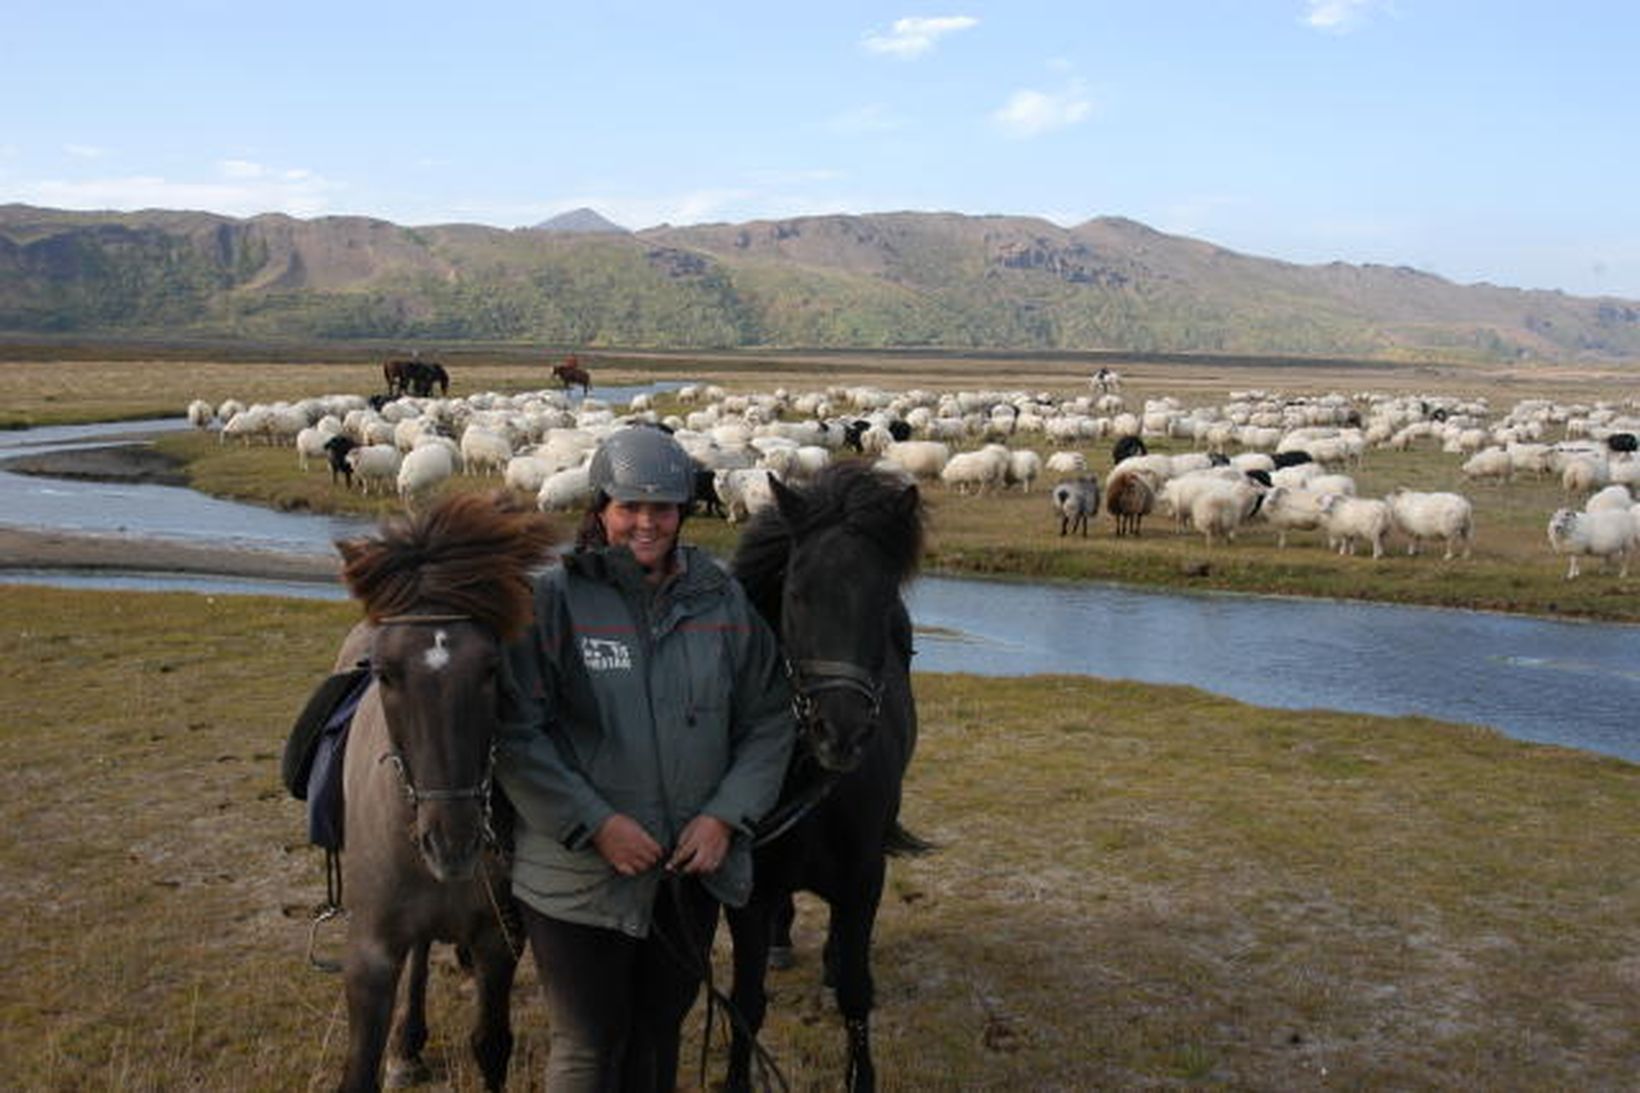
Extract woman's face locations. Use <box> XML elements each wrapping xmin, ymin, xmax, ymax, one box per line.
<box><xmin>599</xmin><ymin>499</ymin><xmax>682</xmax><ymax>576</ymax></box>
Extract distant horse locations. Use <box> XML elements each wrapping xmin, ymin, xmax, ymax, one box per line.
<box><xmin>328</xmin><ymin>492</ymin><xmax>557</xmax><ymax>1091</ymax></box>
<box><xmin>383</xmin><ymin>359</ymin><xmax>450</xmax><ymax>398</ymax></box>
<box><xmin>551</xmin><ymin>357</ymin><xmax>591</xmax><ymax>394</ymax></box>
<box><xmin>726</xmin><ymin>462</ymin><xmax>928</xmax><ymax>1092</ymax></box>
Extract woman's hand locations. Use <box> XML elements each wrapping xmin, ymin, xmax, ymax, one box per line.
<box><xmin>667</xmin><ymin>815</ymin><xmax>732</xmax><ymax>875</ymax></box>
<box><xmin>592</xmin><ymin>813</ymin><xmax>664</xmax><ymax>876</ymax></box>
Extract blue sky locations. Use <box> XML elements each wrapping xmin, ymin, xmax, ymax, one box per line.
<box><xmin>6</xmin><ymin>2</ymin><xmax>1638</xmax><ymax>298</ymax></box>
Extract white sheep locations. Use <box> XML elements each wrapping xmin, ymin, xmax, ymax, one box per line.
<box><xmin>345</xmin><ymin>444</ymin><xmax>404</xmax><ymax>496</ymax></box>
<box><xmin>1157</xmin><ymin>469</ymin><xmax>1241</xmax><ymax>532</ymax></box>
<box><xmin>1051</xmin><ymin>478</ymin><xmax>1100</xmax><ymax>536</ymax></box>
<box><xmin>1461</xmin><ymin>447</ymin><xmax>1513</xmax><ymax>484</ymax></box>
<box><xmin>1386</xmin><ymin>489</ymin><xmax>1474</xmax><ymax>560</ymax></box>
<box><xmin>1005</xmin><ymin>449</ymin><xmax>1043</xmax><ymax>492</ymax></box>
<box><xmin>1045</xmin><ymin>451</ymin><xmax>1088</xmax><ymax>475</ymax></box>
<box><xmin>504</xmin><ymin>454</ymin><xmax>555</xmax><ymax>495</ymax></box>
<box><xmin>1584</xmin><ymin>485</ymin><xmax>1633</xmax><ymax>514</ymax></box>
<box><xmin>715</xmin><ymin>468</ymin><xmax>778</xmax><ymax>524</ymax></box>
<box><xmin>1547</xmin><ymin>507</ymin><xmax>1636</xmax><ymax>579</ymax></box>
<box><xmin>397</xmin><ymin>443</ymin><xmax>457</xmax><ymax>502</ymax></box>
<box><xmin>1258</xmin><ymin>486</ymin><xmax>1330</xmax><ymax>548</ymax></box>
<box><xmin>1188</xmin><ymin>478</ymin><xmax>1265</xmax><ymax>547</ymax></box>
<box><xmin>537</xmin><ymin>464</ymin><xmax>594</xmax><ymax>512</ymax></box>
<box><xmin>1561</xmin><ymin>456</ymin><xmax>1609</xmax><ymax>497</ymax></box>
<box><xmin>459</xmin><ymin>426</ymin><xmax>513</xmax><ymax>477</ymax></box>
<box><xmin>940</xmin><ymin>447</ymin><xmax>1010</xmax><ymax>494</ymax></box>
<box><xmin>186</xmin><ymin>399</ymin><xmax>215</xmax><ymax>429</ymax></box>
<box><xmin>880</xmin><ymin>440</ymin><xmax>952</xmax><ymax>481</ymax></box>
<box><xmin>1318</xmin><ymin>494</ymin><xmax>1392</xmax><ymax>558</ymax></box>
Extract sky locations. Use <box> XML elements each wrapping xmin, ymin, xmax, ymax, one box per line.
<box><xmin>5</xmin><ymin>2</ymin><xmax>1639</xmax><ymax>299</ymax></box>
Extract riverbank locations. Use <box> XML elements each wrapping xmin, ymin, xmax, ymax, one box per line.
<box><xmin>0</xmin><ymin>443</ymin><xmax>338</xmax><ymax>581</ymax></box>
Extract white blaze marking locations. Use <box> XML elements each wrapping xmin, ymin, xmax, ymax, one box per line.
<box><xmin>423</xmin><ymin>630</ymin><xmax>452</xmax><ymax>672</ymax></box>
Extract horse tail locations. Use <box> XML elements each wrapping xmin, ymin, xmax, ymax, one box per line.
<box><xmin>884</xmin><ymin>820</ymin><xmax>934</xmax><ymax>857</ymax></box>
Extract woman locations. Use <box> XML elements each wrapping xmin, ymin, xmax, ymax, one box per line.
<box><xmin>498</xmin><ymin>425</ymin><xmax>795</xmax><ymax>1091</ymax></box>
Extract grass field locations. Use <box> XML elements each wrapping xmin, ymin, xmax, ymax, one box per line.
<box><xmin>5</xmin><ymin>584</ymin><xmax>1640</xmax><ymax>1090</ymax></box>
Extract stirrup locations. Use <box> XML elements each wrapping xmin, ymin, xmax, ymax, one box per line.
<box><xmin>307</xmin><ymin>903</ymin><xmax>345</xmax><ymax>974</ymax></box>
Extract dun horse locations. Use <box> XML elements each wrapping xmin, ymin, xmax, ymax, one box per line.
<box><xmin>726</xmin><ymin>462</ymin><xmax>928</xmax><ymax>1092</ymax></box>
<box><xmin>328</xmin><ymin>492</ymin><xmax>556</xmax><ymax>1091</ymax></box>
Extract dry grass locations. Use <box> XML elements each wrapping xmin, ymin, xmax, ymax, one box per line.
<box><xmin>4</xmin><ymin>585</ymin><xmax>1640</xmax><ymax>1090</ymax></box>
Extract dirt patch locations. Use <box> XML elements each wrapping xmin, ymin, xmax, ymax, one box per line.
<box><xmin>2</xmin><ymin>443</ymin><xmax>188</xmax><ymax>486</ymax></box>
<box><xmin>0</xmin><ymin>527</ymin><xmax>339</xmax><ymax>583</ymax></box>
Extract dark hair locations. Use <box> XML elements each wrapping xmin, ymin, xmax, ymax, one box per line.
<box><xmin>574</xmin><ymin>491</ymin><xmax>688</xmax><ymax>551</ymax></box>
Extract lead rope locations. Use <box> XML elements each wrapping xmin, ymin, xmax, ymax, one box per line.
<box><xmin>645</xmin><ymin>874</ymin><xmax>789</xmax><ymax>1093</ymax></box>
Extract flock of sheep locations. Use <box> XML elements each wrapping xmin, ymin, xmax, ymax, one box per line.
<box><xmin>186</xmin><ymin>377</ymin><xmax>1640</xmax><ymax>580</ymax></box>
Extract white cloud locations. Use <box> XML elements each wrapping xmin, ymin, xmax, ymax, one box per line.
<box><xmin>1303</xmin><ymin>0</ymin><xmax>1382</xmax><ymax>33</ymax></box>
<box><xmin>825</xmin><ymin>104</ymin><xmax>908</xmax><ymax>135</ymax></box>
<box><xmin>18</xmin><ymin>166</ymin><xmax>338</xmax><ymax>218</ymax></box>
<box><xmin>218</xmin><ymin>159</ymin><xmax>266</xmax><ymax>179</ymax></box>
<box><xmin>991</xmin><ymin>80</ymin><xmax>1094</xmax><ymax>138</ymax></box>
<box><xmin>862</xmin><ymin>15</ymin><xmax>978</xmax><ymax>59</ymax></box>
<box><xmin>64</xmin><ymin>144</ymin><xmax>107</xmax><ymax>159</ymax></box>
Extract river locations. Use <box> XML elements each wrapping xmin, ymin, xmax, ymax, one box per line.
<box><xmin>4</xmin><ymin>414</ymin><xmax>1638</xmax><ymax>763</ymax></box>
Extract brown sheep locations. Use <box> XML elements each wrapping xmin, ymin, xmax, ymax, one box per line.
<box><xmin>1105</xmin><ymin>466</ymin><xmax>1156</xmax><ymax>537</ymax></box>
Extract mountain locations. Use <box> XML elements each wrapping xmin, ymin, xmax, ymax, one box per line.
<box><xmin>2</xmin><ymin>202</ymin><xmax>1636</xmax><ymax>363</ymax></box>
<box><xmin>531</xmin><ymin>207</ymin><xmax>628</xmax><ymax>234</ymax></box>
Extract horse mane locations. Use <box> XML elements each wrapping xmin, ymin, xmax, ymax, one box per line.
<box><xmin>337</xmin><ymin>491</ymin><xmax>558</xmax><ymax>640</ymax></box>
<box><xmin>731</xmin><ymin>462</ymin><xmax>925</xmax><ymax>630</ymax></box>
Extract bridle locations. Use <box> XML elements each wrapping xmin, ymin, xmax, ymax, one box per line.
<box><xmin>787</xmin><ymin>657</ymin><xmax>884</xmax><ymax>731</ymax></box>
<box><xmin>373</xmin><ymin>613</ymin><xmax>499</xmax><ymax>837</ymax></box>
<box><xmin>752</xmin><ymin>656</ymin><xmax>884</xmax><ymax>850</ymax></box>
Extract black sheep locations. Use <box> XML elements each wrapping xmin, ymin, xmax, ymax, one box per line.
<box><xmin>323</xmin><ymin>435</ymin><xmax>358</xmax><ymax>488</ymax></box>
<box><xmin>1112</xmin><ymin>435</ymin><xmax>1148</xmax><ymax>464</ymax></box>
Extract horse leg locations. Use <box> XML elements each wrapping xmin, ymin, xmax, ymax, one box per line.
<box><xmin>828</xmin><ymin>862</ymin><xmax>886</xmax><ymax>1093</ymax></box>
<box><xmin>340</xmin><ymin>936</ymin><xmax>407</xmax><ymax>1093</ymax></box>
<box><xmin>724</xmin><ymin>901</ymin><xmax>772</xmax><ymax>1093</ymax></box>
<box><xmin>466</xmin><ymin>929</ymin><xmax>519</xmax><ymax>1092</ymax></box>
<box><xmin>768</xmin><ymin>893</ymin><xmax>798</xmax><ymax>970</ymax></box>
<box><xmin>384</xmin><ymin>942</ymin><xmax>431</xmax><ymax>1088</ymax></box>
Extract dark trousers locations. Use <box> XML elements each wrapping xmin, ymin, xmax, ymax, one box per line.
<box><xmin>522</xmin><ymin>879</ymin><xmax>720</xmax><ymax>1093</ymax></box>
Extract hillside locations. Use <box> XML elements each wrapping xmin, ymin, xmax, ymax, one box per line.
<box><xmin>2</xmin><ymin>203</ymin><xmax>1637</xmax><ymax>363</ymax></box>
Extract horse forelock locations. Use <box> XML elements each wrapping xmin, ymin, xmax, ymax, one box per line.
<box><xmin>731</xmin><ymin>463</ymin><xmax>923</xmax><ymax>634</ymax></box>
<box><xmin>340</xmin><ymin>491</ymin><xmax>558</xmax><ymax>640</ymax></box>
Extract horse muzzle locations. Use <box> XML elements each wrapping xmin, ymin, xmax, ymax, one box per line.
<box><xmin>416</xmin><ymin>810</ymin><xmax>487</xmax><ymax>882</ymax></box>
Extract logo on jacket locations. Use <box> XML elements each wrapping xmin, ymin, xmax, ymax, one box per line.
<box><xmin>579</xmin><ymin>636</ymin><xmax>633</xmax><ymax>672</ymax></box>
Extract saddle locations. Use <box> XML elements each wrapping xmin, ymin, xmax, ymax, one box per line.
<box><xmin>281</xmin><ymin>661</ymin><xmax>372</xmax><ymax>849</ymax></box>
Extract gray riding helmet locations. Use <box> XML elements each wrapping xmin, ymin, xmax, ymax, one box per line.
<box><xmin>588</xmin><ymin>426</ymin><xmax>695</xmax><ymax>504</ymax></box>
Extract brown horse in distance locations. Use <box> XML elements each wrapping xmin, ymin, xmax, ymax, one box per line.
<box><xmin>551</xmin><ymin>356</ymin><xmax>590</xmax><ymax>395</ymax></box>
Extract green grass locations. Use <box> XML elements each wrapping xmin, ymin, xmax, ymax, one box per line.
<box><xmin>3</xmin><ymin>585</ymin><xmax>1639</xmax><ymax>1089</ymax></box>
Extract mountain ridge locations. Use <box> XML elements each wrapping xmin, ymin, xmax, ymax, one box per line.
<box><xmin>1</xmin><ymin>203</ymin><xmax>1635</xmax><ymax>363</ymax></box>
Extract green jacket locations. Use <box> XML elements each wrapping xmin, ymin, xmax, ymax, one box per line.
<box><xmin>497</xmin><ymin>543</ymin><xmax>795</xmax><ymax>936</ymax></box>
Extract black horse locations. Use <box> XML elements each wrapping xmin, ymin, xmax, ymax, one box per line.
<box><xmin>726</xmin><ymin>462</ymin><xmax>928</xmax><ymax>1092</ymax></box>
<box><xmin>383</xmin><ymin>359</ymin><xmax>450</xmax><ymax>398</ymax></box>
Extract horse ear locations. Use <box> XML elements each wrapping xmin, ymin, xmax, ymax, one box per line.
<box><xmin>770</xmin><ymin>474</ymin><xmax>806</xmax><ymax>526</ymax></box>
<box><xmin>893</xmin><ymin>482</ymin><xmax>920</xmax><ymax>521</ymax></box>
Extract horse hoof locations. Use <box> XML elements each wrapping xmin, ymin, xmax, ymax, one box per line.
<box><xmin>768</xmin><ymin>945</ymin><xmax>796</xmax><ymax>970</ymax></box>
<box><xmin>385</xmin><ymin>1057</ymin><xmax>432</xmax><ymax>1088</ymax></box>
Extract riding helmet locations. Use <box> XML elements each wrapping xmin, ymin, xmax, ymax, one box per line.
<box><xmin>588</xmin><ymin>426</ymin><xmax>695</xmax><ymax>504</ymax></box>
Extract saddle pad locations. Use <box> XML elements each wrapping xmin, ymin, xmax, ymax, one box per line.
<box><xmin>282</xmin><ymin>663</ymin><xmax>371</xmax><ymax>800</ymax></box>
